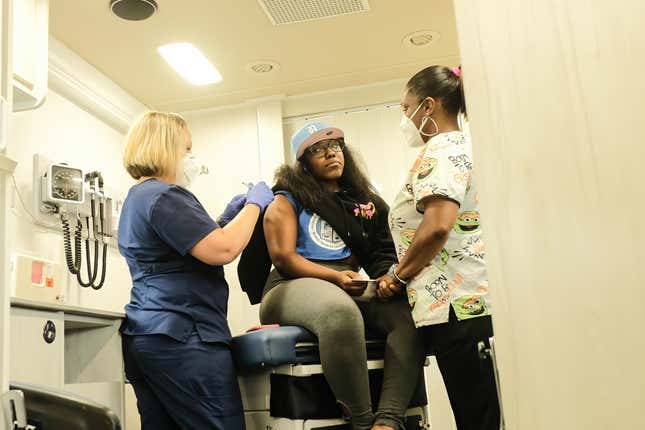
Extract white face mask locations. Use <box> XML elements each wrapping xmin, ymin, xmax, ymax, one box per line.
<box><xmin>177</xmin><ymin>154</ymin><xmax>202</xmax><ymax>188</ymax></box>
<box><xmin>399</xmin><ymin>100</ymin><xmax>436</xmax><ymax>148</ymax></box>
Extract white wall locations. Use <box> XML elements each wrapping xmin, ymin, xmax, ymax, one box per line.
<box><xmin>454</xmin><ymin>1</ymin><xmax>645</xmax><ymax>428</ymax></box>
<box><xmin>8</xmin><ymin>89</ymin><xmax>132</xmax><ymax>312</ymax></box>
<box><xmin>282</xmin><ymin>78</ymin><xmax>407</xmax><ymax>119</ymax></box>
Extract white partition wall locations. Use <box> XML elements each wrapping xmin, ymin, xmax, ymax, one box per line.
<box><xmin>454</xmin><ymin>1</ymin><xmax>645</xmax><ymax>429</ymax></box>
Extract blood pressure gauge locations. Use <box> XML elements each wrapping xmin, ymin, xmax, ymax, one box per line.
<box><xmin>44</xmin><ymin>164</ymin><xmax>85</xmax><ymax>204</ymax></box>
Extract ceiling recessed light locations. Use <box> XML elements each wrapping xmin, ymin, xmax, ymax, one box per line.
<box><xmin>247</xmin><ymin>60</ymin><xmax>281</xmax><ymax>74</ymax></box>
<box><xmin>402</xmin><ymin>30</ymin><xmax>441</xmax><ymax>48</ymax></box>
<box><xmin>110</xmin><ymin>0</ymin><xmax>157</xmax><ymax>21</ymax></box>
<box><xmin>158</xmin><ymin>43</ymin><xmax>222</xmax><ymax>85</ymax></box>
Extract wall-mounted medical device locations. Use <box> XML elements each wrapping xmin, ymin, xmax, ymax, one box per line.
<box><xmin>34</xmin><ymin>154</ymin><xmax>117</xmax><ymax>291</ymax></box>
<box><xmin>41</xmin><ymin>163</ymin><xmax>85</xmax><ymax>204</ymax></box>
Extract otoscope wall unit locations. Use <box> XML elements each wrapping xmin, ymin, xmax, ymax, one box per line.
<box><xmin>32</xmin><ymin>154</ymin><xmax>119</xmax><ymax>291</ymax></box>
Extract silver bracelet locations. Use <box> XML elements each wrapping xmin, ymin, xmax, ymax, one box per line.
<box><xmin>388</xmin><ymin>264</ymin><xmax>408</xmax><ymax>285</ymax></box>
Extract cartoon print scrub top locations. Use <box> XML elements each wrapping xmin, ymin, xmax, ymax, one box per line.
<box><xmin>389</xmin><ymin>131</ymin><xmax>491</xmax><ymax>327</ymax></box>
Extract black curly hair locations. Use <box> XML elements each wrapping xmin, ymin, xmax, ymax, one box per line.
<box><xmin>273</xmin><ymin>141</ymin><xmax>379</xmax><ymax>208</ymax></box>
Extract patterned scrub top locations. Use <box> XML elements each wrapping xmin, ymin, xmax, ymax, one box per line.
<box><xmin>389</xmin><ymin>131</ymin><xmax>491</xmax><ymax>327</ymax></box>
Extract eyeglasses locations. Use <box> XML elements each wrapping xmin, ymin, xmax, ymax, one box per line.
<box><xmin>307</xmin><ymin>139</ymin><xmax>345</xmax><ymax>157</ymax></box>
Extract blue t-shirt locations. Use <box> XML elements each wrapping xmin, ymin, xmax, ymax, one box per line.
<box><xmin>118</xmin><ymin>179</ymin><xmax>231</xmax><ymax>343</ymax></box>
<box><xmin>277</xmin><ymin>191</ymin><xmax>351</xmax><ymax>261</ymax></box>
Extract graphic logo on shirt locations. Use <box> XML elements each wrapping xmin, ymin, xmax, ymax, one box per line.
<box><xmin>424</xmin><ymin>273</ymin><xmax>449</xmax><ymax>300</ymax></box>
<box><xmin>353</xmin><ymin>201</ymin><xmax>376</xmax><ymax>219</ymax></box>
<box><xmin>400</xmin><ymin>228</ymin><xmax>416</xmax><ymax>247</ymax></box>
<box><xmin>408</xmin><ymin>289</ymin><xmax>417</xmax><ymax>310</ymax></box>
<box><xmin>396</xmin><ymin>245</ymin><xmax>408</xmax><ymax>260</ymax></box>
<box><xmin>452</xmin><ymin>295</ymin><xmax>489</xmax><ymax>319</ymax></box>
<box><xmin>454</xmin><ymin>171</ymin><xmax>472</xmax><ymax>186</ymax></box>
<box><xmin>453</xmin><ymin>211</ymin><xmax>481</xmax><ymax>234</ymax></box>
<box><xmin>308</xmin><ymin>214</ymin><xmax>346</xmax><ymax>250</ymax></box>
<box><xmin>415</xmin><ymin>183</ymin><xmax>450</xmax><ymax>211</ymax></box>
<box><xmin>432</xmin><ymin>248</ymin><xmax>450</xmax><ymax>272</ymax></box>
<box><xmin>446</xmin><ymin>133</ymin><xmax>467</xmax><ymax>146</ymax></box>
<box><xmin>452</xmin><ymin>236</ymin><xmax>486</xmax><ymax>261</ymax></box>
<box><xmin>416</xmin><ymin>157</ymin><xmax>438</xmax><ymax>180</ymax></box>
<box><xmin>390</xmin><ymin>215</ymin><xmax>406</xmax><ymax>230</ymax></box>
<box><xmin>448</xmin><ymin>154</ymin><xmax>472</xmax><ymax>172</ymax></box>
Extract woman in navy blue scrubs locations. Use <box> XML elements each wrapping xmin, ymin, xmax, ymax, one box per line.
<box><xmin>118</xmin><ymin>111</ymin><xmax>274</xmax><ymax>430</ymax></box>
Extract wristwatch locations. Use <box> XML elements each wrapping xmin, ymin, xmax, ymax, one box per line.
<box><xmin>388</xmin><ymin>264</ymin><xmax>408</xmax><ymax>286</ymax></box>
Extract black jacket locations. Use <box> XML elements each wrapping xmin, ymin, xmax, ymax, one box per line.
<box><xmin>238</xmin><ymin>188</ymin><xmax>398</xmax><ymax>304</ymax></box>
<box><xmin>325</xmin><ymin>190</ymin><xmax>398</xmax><ymax>278</ymax></box>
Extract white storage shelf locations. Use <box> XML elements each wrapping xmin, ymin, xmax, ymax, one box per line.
<box><xmin>9</xmin><ymin>298</ymin><xmax>125</xmax><ymax>424</ymax></box>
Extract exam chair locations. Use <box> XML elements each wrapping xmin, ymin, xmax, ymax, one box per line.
<box><xmin>232</xmin><ymin>326</ymin><xmax>430</xmax><ymax>430</ymax></box>
<box><xmin>3</xmin><ymin>382</ymin><xmax>120</xmax><ymax>430</ymax></box>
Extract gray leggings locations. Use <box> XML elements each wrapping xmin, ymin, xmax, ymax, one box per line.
<box><xmin>260</xmin><ymin>264</ymin><xmax>426</xmax><ymax>430</ymax></box>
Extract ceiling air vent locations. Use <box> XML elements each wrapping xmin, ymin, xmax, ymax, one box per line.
<box><xmin>402</xmin><ymin>30</ymin><xmax>441</xmax><ymax>48</ymax></box>
<box><xmin>248</xmin><ymin>61</ymin><xmax>281</xmax><ymax>74</ymax></box>
<box><xmin>258</xmin><ymin>0</ymin><xmax>370</xmax><ymax>25</ymax></box>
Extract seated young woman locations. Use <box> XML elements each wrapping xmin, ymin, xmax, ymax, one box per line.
<box><xmin>260</xmin><ymin>122</ymin><xmax>426</xmax><ymax>430</ymax></box>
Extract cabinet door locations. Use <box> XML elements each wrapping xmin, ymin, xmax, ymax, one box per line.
<box><xmin>13</xmin><ymin>0</ymin><xmax>37</xmax><ymax>88</ymax></box>
<box><xmin>12</xmin><ymin>0</ymin><xmax>48</xmax><ymax>110</ymax></box>
<box><xmin>10</xmin><ymin>307</ymin><xmax>64</xmax><ymax>389</ymax></box>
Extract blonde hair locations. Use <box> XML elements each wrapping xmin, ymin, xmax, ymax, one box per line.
<box><xmin>123</xmin><ymin>111</ymin><xmax>188</xmax><ymax>180</ymax></box>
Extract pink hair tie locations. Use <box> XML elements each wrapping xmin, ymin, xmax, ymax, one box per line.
<box><xmin>451</xmin><ymin>66</ymin><xmax>462</xmax><ymax>77</ymax></box>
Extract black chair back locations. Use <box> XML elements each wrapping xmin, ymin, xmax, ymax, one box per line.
<box><xmin>8</xmin><ymin>382</ymin><xmax>120</xmax><ymax>430</ymax></box>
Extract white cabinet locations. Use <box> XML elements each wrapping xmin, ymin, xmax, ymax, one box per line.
<box><xmin>9</xmin><ymin>307</ymin><xmax>64</xmax><ymax>388</ymax></box>
<box><xmin>9</xmin><ymin>300</ymin><xmax>125</xmax><ymax>425</ymax></box>
<box><xmin>12</xmin><ymin>0</ymin><xmax>48</xmax><ymax>111</ymax></box>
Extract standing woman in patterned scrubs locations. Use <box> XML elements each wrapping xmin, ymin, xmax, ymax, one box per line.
<box><xmin>377</xmin><ymin>66</ymin><xmax>500</xmax><ymax>430</ymax></box>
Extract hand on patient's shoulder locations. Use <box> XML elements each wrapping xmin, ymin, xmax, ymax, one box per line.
<box><xmin>246</xmin><ymin>181</ymin><xmax>274</xmax><ymax>211</ymax></box>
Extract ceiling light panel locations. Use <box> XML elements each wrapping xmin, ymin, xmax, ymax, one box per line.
<box><xmin>157</xmin><ymin>43</ymin><xmax>222</xmax><ymax>85</ymax></box>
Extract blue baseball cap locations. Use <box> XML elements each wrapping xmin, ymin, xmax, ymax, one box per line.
<box><xmin>291</xmin><ymin>122</ymin><xmax>344</xmax><ymax>160</ymax></box>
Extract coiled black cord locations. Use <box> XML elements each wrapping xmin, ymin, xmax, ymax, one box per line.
<box><xmin>63</xmin><ymin>173</ymin><xmax>109</xmax><ymax>290</ymax></box>
<box><xmin>75</xmin><ymin>217</ymin><xmax>82</xmax><ymax>271</ymax></box>
<box><xmin>61</xmin><ymin>212</ymin><xmax>81</xmax><ymax>275</ymax></box>
<box><xmin>91</xmin><ymin>200</ymin><xmax>107</xmax><ymax>290</ymax></box>
<box><xmin>92</xmin><ymin>242</ymin><xmax>108</xmax><ymax>290</ymax></box>
<box><xmin>77</xmin><ymin>216</ymin><xmax>97</xmax><ymax>288</ymax></box>
<box><xmin>76</xmin><ymin>196</ymin><xmax>108</xmax><ymax>290</ymax></box>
